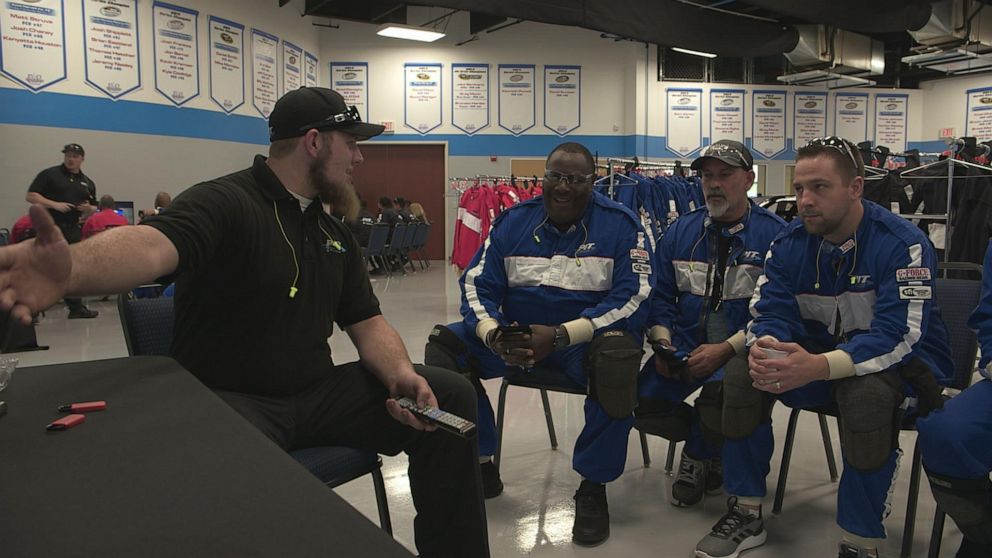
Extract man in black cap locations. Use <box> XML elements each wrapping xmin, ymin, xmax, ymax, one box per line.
<box><xmin>0</xmin><ymin>87</ymin><xmax>489</xmax><ymax>557</ymax></box>
<box><xmin>25</xmin><ymin>143</ymin><xmax>98</xmax><ymax>318</ymax></box>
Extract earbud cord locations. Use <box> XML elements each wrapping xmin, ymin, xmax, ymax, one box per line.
<box><xmin>273</xmin><ymin>201</ymin><xmax>300</xmax><ymax>299</ymax></box>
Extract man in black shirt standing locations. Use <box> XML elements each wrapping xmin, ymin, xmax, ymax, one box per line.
<box><xmin>26</xmin><ymin>143</ymin><xmax>98</xmax><ymax>318</ymax></box>
<box><xmin>0</xmin><ymin>88</ymin><xmax>489</xmax><ymax>558</ymax></box>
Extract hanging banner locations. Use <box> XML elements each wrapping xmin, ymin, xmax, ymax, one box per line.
<box><xmin>152</xmin><ymin>2</ymin><xmax>198</xmax><ymax>106</ymax></box>
<box><xmin>874</xmin><ymin>94</ymin><xmax>908</xmax><ymax>152</ymax></box>
<box><xmin>710</xmin><ymin>89</ymin><xmax>744</xmax><ymax>144</ymax></box>
<box><xmin>83</xmin><ymin>0</ymin><xmax>140</xmax><ymax>99</ymax></box>
<box><xmin>834</xmin><ymin>92</ymin><xmax>869</xmax><ymax>144</ymax></box>
<box><xmin>207</xmin><ymin>15</ymin><xmax>243</xmax><ymax>113</ymax></box>
<box><xmin>330</xmin><ymin>62</ymin><xmax>368</xmax><ymax>121</ymax></box>
<box><xmin>544</xmin><ymin>65</ymin><xmax>580</xmax><ymax>136</ymax></box>
<box><xmin>304</xmin><ymin>51</ymin><xmax>317</xmax><ymax>87</ymax></box>
<box><xmin>404</xmin><ymin>63</ymin><xmax>442</xmax><ymax>134</ymax></box>
<box><xmin>794</xmin><ymin>91</ymin><xmax>828</xmax><ymax>148</ymax></box>
<box><xmin>498</xmin><ymin>64</ymin><xmax>535</xmax><ymax>135</ymax></box>
<box><xmin>752</xmin><ymin>90</ymin><xmax>787</xmax><ymax>159</ymax></box>
<box><xmin>0</xmin><ymin>0</ymin><xmax>66</xmax><ymax>91</ymax></box>
<box><xmin>451</xmin><ymin>63</ymin><xmax>489</xmax><ymax>135</ymax></box>
<box><xmin>666</xmin><ymin>88</ymin><xmax>702</xmax><ymax>158</ymax></box>
<box><xmin>250</xmin><ymin>28</ymin><xmax>278</xmax><ymax>117</ymax></box>
<box><xmin>282</xmin><ymin>40</ymin><xmax>301</xmax><ymax>93</ymax></box>
<box><xmin>966</xmin><ymin>87</ymin><xmax>992</xmax><ymax>142</ymax></box>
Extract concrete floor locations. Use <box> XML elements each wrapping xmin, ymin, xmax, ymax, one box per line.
<box><xmin>10</xmin><ymin>264</ymin><xmax>962</xmax><ymax>558</ymax></box>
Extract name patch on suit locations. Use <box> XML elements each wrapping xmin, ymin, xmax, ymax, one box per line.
<box><xmin>895</xmin><ymin>268</ymin><xmax>931</xmax><ymax>282</ymax></box>
<box><xmin>632</xmin><ymin>262</ymin><xmax>652</xmax><ymax>275</ymax></box>
<box><xmin>899</xmin><ymin>286</ymin><xmax>932</xmax><ymax>300</ymax></box>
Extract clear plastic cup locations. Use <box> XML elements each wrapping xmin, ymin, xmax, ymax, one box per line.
<box><xmin>760</xmin><ymin>348</ymin><xmax>788</xmax><ymax>360</ymax></box>
<box><xmin>0</xmin><ymin>356</ymin><xmax>19</xmax><ymax>392</ymax></box>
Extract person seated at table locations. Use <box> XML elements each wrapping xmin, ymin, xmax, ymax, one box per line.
<box><xmin>82</xmin><ymin>195</ymin><xmax>129</xmax><ymax>239</ymax></box>
<box><xmin>0</xmin><ymin>86</ymin><xmax>490</xmax><ymax>558</ymax></box>
<box><xmin>424</xmin><ymin>141</ymin><xmax>653</xmax><ymax>547</ymax></box>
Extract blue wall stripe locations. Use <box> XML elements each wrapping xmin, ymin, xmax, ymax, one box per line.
<box><xmin>0</xmin><ymin>88</ymin><xmax>951</xmax><ymax>158</ymax></box>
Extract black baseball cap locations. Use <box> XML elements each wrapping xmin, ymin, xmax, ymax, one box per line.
<box><xmin>62</xmin><ymin>143</ymin><xmax>85</xmax><ymax>156</ymax></box>
<box><xmin>690</xmin><ymin>140</ymin><xmax>753</xmax><ymax>170</ymax></box>
<box><xmin>268</xmin><ymin>87</ymin><xmax>384</xmax><ymax>142</ymax></box>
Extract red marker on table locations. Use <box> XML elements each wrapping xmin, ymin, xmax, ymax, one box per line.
<box><xmin>46</xmin><ymin>414</ymin><xmax>86</xmax><ymax>431</ymax></box>
<box><xmin>57</xmin><ymin>401</ymin><xmax>107</xmax><ymax>413</ymax></box>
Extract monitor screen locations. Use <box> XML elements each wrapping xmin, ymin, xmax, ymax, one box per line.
<box><xmin>114</xmin><ymin>201</ymin><xmax>135</xmax><ymax>225</ymax></box>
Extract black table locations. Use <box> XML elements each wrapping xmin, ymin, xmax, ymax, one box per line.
<box><xmin>0</xmin><ymin>356</ymin><xmax>413</xmax><ymax>557</ymax></box>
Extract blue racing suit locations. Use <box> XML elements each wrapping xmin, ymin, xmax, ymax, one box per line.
<box><xmin>730</xmin><ymin>199</ymin><xmax>953</xmax><ymax>539</ymax></box>
<box><xmin>640</xmin><ymin>202</ymin><xmax>785</xmax><ymax>460</ymax></box>
<box><xmin>447</xmin><ymin>191</ymin><xmax>654</xmax><ymax>483</ymax></box>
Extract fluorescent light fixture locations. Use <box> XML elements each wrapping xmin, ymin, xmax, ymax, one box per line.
<box><xmin>376</xmin><ymin>24</ymin><xmax>445</xmax><ymax>43</ymax></box>
<box><xmin>671</xmin><ymin>47</ymin><xmax>717</xmax><ymax>58</ymax></box>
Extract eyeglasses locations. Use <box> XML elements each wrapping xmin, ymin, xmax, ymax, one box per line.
<box><xmin>544</xmin><ymin>169</ymin><xmax>596</xmax><ymax>185</ymax></box>
<box><xmin>298</xmin><ymin>105</ymin><xmax>363</xmax><ymax>133</ymax></box>
<box><xmin>806</xmin><ymin>137</ymin><xmax>859</xmax><ymax>171</ymax></box>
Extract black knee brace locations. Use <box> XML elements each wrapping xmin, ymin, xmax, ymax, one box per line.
<box><xmin>586</xmin><ymin>330</ymin><xmax>643</xmax><ymax>420</ymax></box>
<box><xmin>424</xmin><ymin>324</ymin><xmax>484</xmax><ymax>392</ymax></box>
<box><xmin>695</xmin><ymin>381</ymin><xmax>724</xmax><ymax>448</ymax></box>
<box><xmin>833</xmin><ymin>371</ymin><xmax>904</xmax><ymax>472</ymax></box>
<box><xmin>722</xmin><ymin>354</ymin><xmax>772</xmax><ymax>440</ymax></box>
<box><xmin>634</xmin><ymin>398</ymin><xmax>693</xmax><ymax>441</ymax></box>
<box><xmin>925</xmin><ymin>468</ymin><xmax>992</xmax><ymax>545</ymax></box>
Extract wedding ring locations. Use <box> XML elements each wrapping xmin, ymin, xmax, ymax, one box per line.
<box><xmin>774</xmin><ymin>380</ymin><xmax>782</xmax><ymax>390</ymax></box>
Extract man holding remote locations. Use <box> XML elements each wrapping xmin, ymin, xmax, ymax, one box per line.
<box><xmin>693</xmin><ymin>137</ymin><xmax>952</xmax><ymax>558</ymax></box>
<box><xmin>425</xmin><ymin>142</ymin><xmax>653</xmax><ymax>546</ymax></box>
<box><xmin>0</xmin><ymin>87</ymin><xmax>489</xmax><ymax>558</ymax></box>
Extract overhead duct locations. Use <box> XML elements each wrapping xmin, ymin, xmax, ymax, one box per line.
<box><xmin>903</xmin><ymin>0</ymin><xmax>992</xmax><ymax>75</ymax></box>
<box><xmin>778</xmin><ymin>25</ymin><xmax>884</xmax><ymax>88</ymax></box>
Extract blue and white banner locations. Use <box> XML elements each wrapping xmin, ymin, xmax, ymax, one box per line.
<box><xmin>710</xmin><ymin>89</ymin><xmax>744</xmax><ymax>144</ymax></box>
<box><xmin>404</xmin><ymin>63</ymin><xmax>442</xmax><ymax>134</ymax></box>
<box><xmin>834</xmin><ymin>92</ymin><xmax>869</xmax><ymax>144</ymax></box>
<box><xmin>794</xmin><ymin>91</ymin><xmax>827</xmax><ymax>148</ymax></box>
<box><xmin>207</xmin><ymin>15</ymin><xmax>243</xmax><ymax>113</ymax></box>
<box><xmin>451</xmin><ymin>63</ymin><xmax>489</xmax><ymax>135</ymax></box>
<box><xmin>0</xmin><ymin>0</ymin><xmax>66</xmax><ymax>91</ymax></box>
<box><xmin>874</xmin><ymin>94</ymin><xmax>908</xmax><ymax>152</ymax></box>
<box><xmin>83</xmin><ymin>0</ymin><xmax>139</xmax><ymax>99</ymax></box>
<box><xmin>966</xmin><ymin>87</ymin><xmax>992</xmax><ymax>142</ymax></box>
<box><xmin>752</xmin><ymin>90</ymin><xmax>787</xmax><ymax>159</ymax></box>
<box><xmin>666</xmin><ymin>88</ymin><xmax>702</xmax><ymax>157</ymax></box>
<box><xmin>250</xmin><ymin>28</ymin><xmax>278</xmax><ymax>117</ymax></box>
<box><xmin>498</xmin><ymin>64</ymin><xmax>535</xmax><ymax>135</ymax></box>
<box><xmin>152</xmin><ymin>2</ymin><xmax>198</xmax><ymax>106</ymax></box>
<box><xmin>330</xmin><ymin>62</ymin><xmax>368</xmax><ymax>121</ymax></box>
<box><xmin>282</xmin><ymin>40</ymin><xmax>301</xmax><ymax>93</ymax></box>
<box><xmin>544</xmin><ymin>65</ymin><xmax>580</xmax><ymax>136</ymax></box>
<box><xmin>304</xmin><ymin>51</ymin><xmax>317</xmax><ymax>87</ymax></box>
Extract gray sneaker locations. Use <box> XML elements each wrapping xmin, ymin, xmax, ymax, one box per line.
<box><xmin>672</xmin><ymin>451</ymin><xmax>707</xmax><ymax>507</ymax></box>
<box><xmin>837</xmin><ymin>541</ymin><xmax>878</xmax><ymax>558</ymax></box>
<box><xmin>695</xmin><ymin>497</ymin><xmax>767</xmax><ymax>558</ymax></box>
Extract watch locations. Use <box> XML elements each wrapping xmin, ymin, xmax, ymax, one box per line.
<box><xmin>553</xmin><ymin>325</ymin><xmax>570</xmax><ymax>351</ymax></box>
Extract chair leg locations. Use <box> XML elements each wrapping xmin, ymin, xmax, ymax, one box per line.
<box><xmin>665</xmin><ymin>440</ymin><xmax>677</xmax><ymax>475</ymax></box>
<box><xmin>371</xmin><ymin>465</ymin><xmax>393</xmax><ymax>536</ymax></box>
<box><xmin>927</xmin><ymin>506</ymin><xmax>946</xmax><ymax>558</ymax></box>
<box><xmin>494</xmin><ymin>379</ymin><xmax>510</xmax><ymax>473</ymax></box>
<box><xmin>901</xmin><ymin>439</ymin><xmax>924</xmax><ymax>558</ymax></box>
<box><xmin>539</xmin><ymin>389</ymin><xmax>558</xmax><ymax>450</ymax></box>
<box><xmin>818</xmin><ymin>413</ymin><xmax>839</xmax><ymax>482</ymax></box>
<box><xmin>407</xmin><ymin>253</ymin><xmax>417</xmax><ymax>273</ymax></box>
<box><xmin>639</xmin><ymin>430</ymin><xmax>651</xmax><ymax>467</ymax></box>
<box><xmin>772</xmin><ymin>407</ymin><xmax>802</xmax><ymax>515</ymax></box>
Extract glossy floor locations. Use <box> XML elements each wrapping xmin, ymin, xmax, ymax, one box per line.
<box><xmin>14</xmin><ymin>266</ymin><xmax>961</xmax><ymax>558</ymax></box>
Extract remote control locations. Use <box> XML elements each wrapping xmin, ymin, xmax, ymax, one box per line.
<box><xmin>393</xmin><ymin>396</ymin><xmax>477</xmax><ymax>438</ymax></box>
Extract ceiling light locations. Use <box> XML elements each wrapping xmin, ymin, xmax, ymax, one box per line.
<box><xmin>376</xmin><ymin>24</ymin><xmax>445</xmax><ymax>43</ymax></box>
<box><xmin>671</xmin><ymin>47</ymin><xmax>717</xmax><ymax>59</ymax></box>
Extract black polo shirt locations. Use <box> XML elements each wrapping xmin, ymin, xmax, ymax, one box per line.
<box><xmin>27</xmin><ymin>164</ymin><xmax>96</xmax><ymax>230</ymax></box>
<box><xmin>143</xmin><ymin>155</ymin><xmax>381</xmax><ymax>396</ymax></box>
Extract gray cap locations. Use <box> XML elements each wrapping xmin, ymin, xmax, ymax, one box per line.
<box><xmin>690</xmin><ymin>140</ymin><xmax>754</xmax><ymax>170</ymax></box>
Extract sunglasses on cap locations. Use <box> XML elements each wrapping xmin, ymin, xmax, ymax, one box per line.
<box><xmin>297</xmin><ymin>105</ymin><xmax>363</xmax><ymax>133</ymax></box>
<box><xmin>806</xmin><ymin>137</ymin><xmax>859</xmax><ymax>171</ymax></box>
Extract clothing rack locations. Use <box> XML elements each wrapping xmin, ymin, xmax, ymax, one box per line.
<box><xmin>605</xmin><ymin>157</ymin><xmax>686</xmax><ymax>198</ymax></box>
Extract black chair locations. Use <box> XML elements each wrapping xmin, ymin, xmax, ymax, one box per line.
<box><xmin>117</xmin><ymin>292</ymin><xmax>393</xmax><ymax>534</ymax></box>
<box><xmin>494</xmin><ymin>366</ymin><xmax>653</xmax><ymax>474</ymax></box>
<box><xmin>770</xmin><ymin>263</ymin><xmax>982</xmax><ymax>558</ymax></box>
<box><xmin>382</xmin><ymin>223</ymin><xmax>408</xmax><ymax>277</ymax></box>
<box><xmin>364</xmin><ymin>224</ymin><xmax>390</xmax><ymax>273</ymax></box>
<box><xmin>410</xmin><ymin>222</ymin><xmax>431</xmax><ymax>270</ymax></box>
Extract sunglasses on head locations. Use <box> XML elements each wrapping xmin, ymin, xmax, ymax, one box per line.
<box><xmin>806</xmin><ymin>137</ymin><xmax>859</xmax><ymax>171</ymax></box>
<box><xmin>298</xmin><ymin>105</ymin><xmax>363</xmax><ymax>133</ymax></box>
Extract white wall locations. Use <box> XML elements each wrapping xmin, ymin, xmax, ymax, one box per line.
<box><xmin>920</xmin><ymin>72</ymin><xmax>992</xmax><ymax>143</ymax></box>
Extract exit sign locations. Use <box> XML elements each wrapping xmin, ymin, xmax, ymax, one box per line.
<box><xmin>939</xmin><ymin>127</ymin><xmax>956</xmax><ymax>139</ymax></box>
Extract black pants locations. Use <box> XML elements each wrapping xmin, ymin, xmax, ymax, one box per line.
<box><xmin>60</xmin><ymin>223</ymin><xmax>87</xmax><ymax>313</ymax></box>
<box><xmin>215</xmin><ymin>363</ymin><xmax>490</xmax><ymax>558</ymax></box>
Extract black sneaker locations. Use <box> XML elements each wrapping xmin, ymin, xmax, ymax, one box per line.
<box><xmin>480</xmin><ymin>460</ymin><xmax>503</xmax><ymax>499</ymax></box>
<box><xmin>706</xmin><ymin>455</ymin><xmax>724</xmax><ymax>494</ymax></box>
<box><xmin>68</xmin><ymin>308</ymin><xmax>99</xmax><ymax>319</ymax></box>
<box><xmin>572</xmin><ymin>480</ymin><xmax>609</xmax><ymax>546</ymax></box>
<box><xmin>673</xmin><ymin>451</ymin><xmax>707</xmax><ymax>507</ymax></box>
<box><xmin>957</xmin><ymin>537</ymin><xmax>992</xmax><ymax>558</ymax></box>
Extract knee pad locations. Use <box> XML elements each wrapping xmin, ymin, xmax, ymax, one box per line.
<box><xmin>925</xmin><ymin>469</ymin><xmax>992</xmax><ymax>545</ymax></box>
<box><xmin>833</xmin><ymin>372</ymin><xmax>903</xmax><ymax>472</ymax></box>
<box><xmin>634</xmin><ymin>398</ymin><xmax>693</xmax><ymax>441</ymax></box>
<box><xmin>695</xmin><ymin>381</ymin><xmax>724</xmax><ymax>448</ymax></box>
<box><xmin>586</xmin><ymin>330</ymin><xmax>644</xmax><ymax>420</ymax></box>
<box><xmin>722</xmin><ymin>354</ymin><xmax>771</xmax><ymax>440</ymax></box>
<box><xmin>424</xmin><ymin>324</ymin><xmax>483</xmax><ymax>391</ymax></box>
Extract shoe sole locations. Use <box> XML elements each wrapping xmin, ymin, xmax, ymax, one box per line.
<box><xmin>694</xmin><ymin>530</ymin><xmax>767</xmax><ymax>558</ymax></box>
<box><xmin>572</xmin><ymin>532</ymin><xmax>610</xmax><ymax>548</ymax></box>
